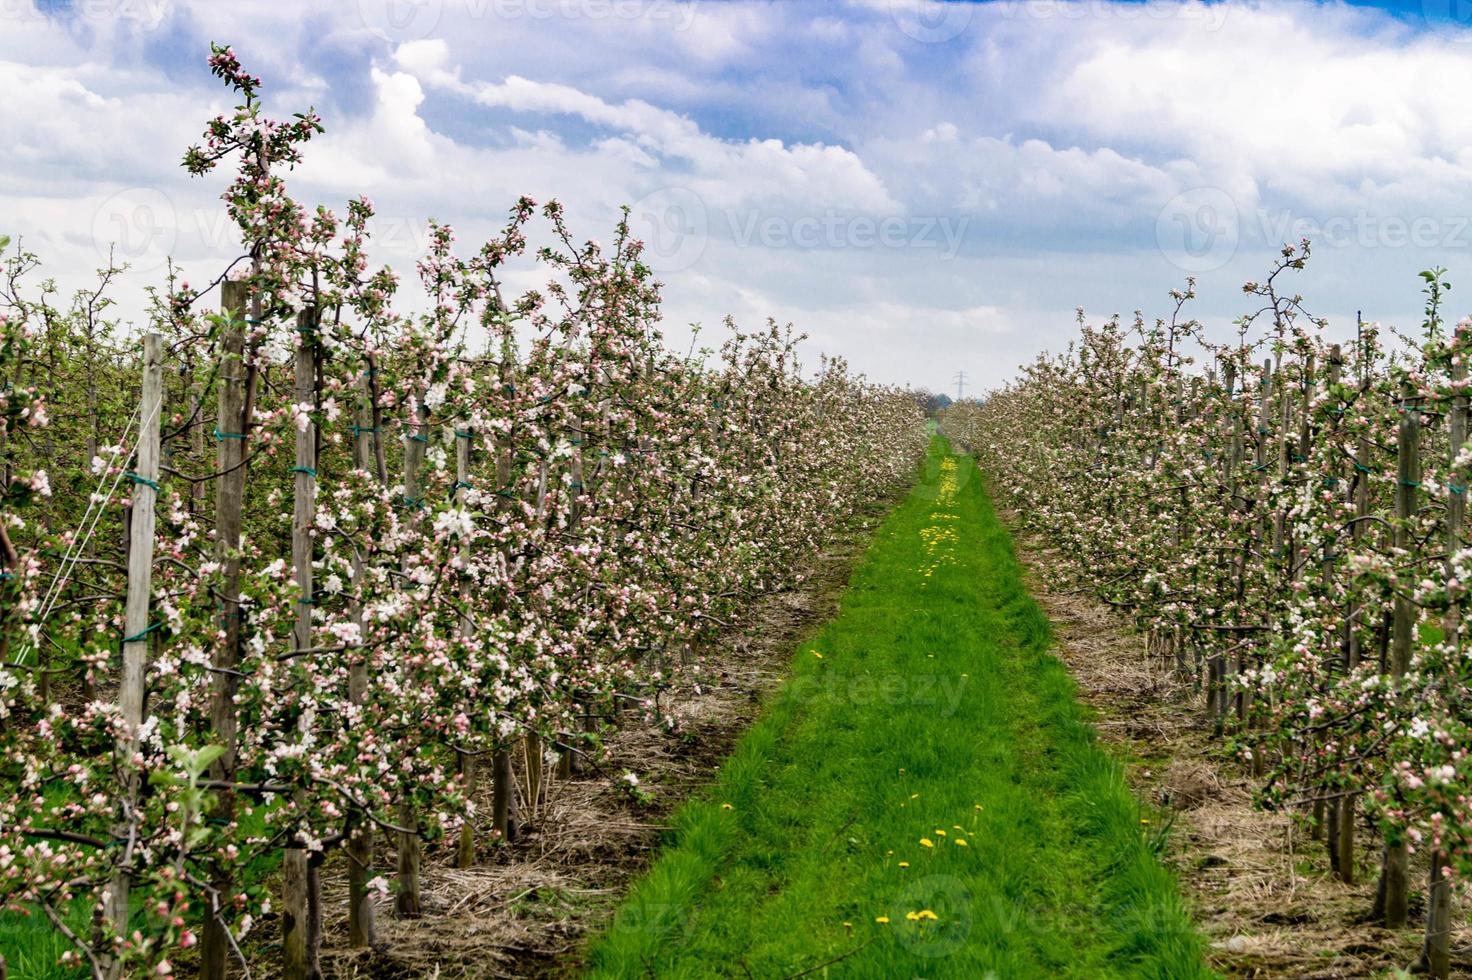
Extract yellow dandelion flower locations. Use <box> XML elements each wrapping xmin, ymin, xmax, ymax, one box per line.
<box><xmin>905</xmin><ymin>911</ymin><xmax>920</xmax><ymax>921</ymax></box>
<box><xmin>812</xmin><ymin>651</ymin><xmax>823</xmax><ymax>659</ymax></box>
<box><xmin>974</xmin><ymin>804</ymin><xmax>984</xmax><ymax>811</ymax></box>
<box><xmin>934</xmin><ymin>829</ymin><xmax>946</xmax><ymax>836</ymax></box>
<box><xmin>919</xmin><ymin>838</ymin><xmax>934</xmax><ymax>848</ymax></box>
<box><xmin>875</xmin><ymin>916</ymin><xmax>890</xmax><ymax>924</ymax></box>
<box><xmin>910</xmin><ymin>793</ymin><xmax>919</xmax><ymax>800</ymax></box>
<box><xmin>1140</xmin><ymin>818</ymin><xmax>1150</xmax><ymax>825</ymax></box>
<box><xmin>721</xmin><ymin>803</ymin><xmax>734</xmax><ymax>811</ymax></box>
<box><xmin>955</xmin><ymin>839</ymin><xmax>968</xmax><ymax>847</ymax></box>
<box><xmin>953</xmin><ymin>825</ymin><xmax>964</xmax><ymax>831</ymax></box>
<box><xmin>898</xmin><ymin>861</ymin><xmax>910</xmax><ymax>868</ymax></box>
<box><xmin>917</xmin><ymin>910</ymin><xmax>939</xmax><ymax>921</ymax></box>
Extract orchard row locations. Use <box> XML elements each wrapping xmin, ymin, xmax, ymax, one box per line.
<box><xmin>945</xmin><ymin>248</ymin><xmax>1471</xmax><ymax>978</ymax></box>
<box><xmin>0</xmin><ymin>47</ymin><xmax>927</xmax><ymax>978</ymax></box>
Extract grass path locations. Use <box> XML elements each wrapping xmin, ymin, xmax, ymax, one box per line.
<box><xmin>585</xmin><ymin>439</ymin><xmax>1211</xmax><ymax>979</ymax></box>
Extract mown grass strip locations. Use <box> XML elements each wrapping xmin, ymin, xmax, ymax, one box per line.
<box><xmin>586</xmin><ymin>437</ymin><xmax>1212</xmax><ymax>979</ymax></box>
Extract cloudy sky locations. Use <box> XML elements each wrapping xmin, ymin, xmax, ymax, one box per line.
<box><xmin>4</xmin><ymin>0</ymin><xmax>1472</xmax><ymax>392</ymax></box>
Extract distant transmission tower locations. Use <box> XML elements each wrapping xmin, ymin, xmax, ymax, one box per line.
<box><xmin>954</xmin><ymin>370</ymin><xmax>968</xmax><ymax>402</ymax></box>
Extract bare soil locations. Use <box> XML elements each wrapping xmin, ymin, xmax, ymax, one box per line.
<box><xmin>1006</xmin><ymin>516</ymin><xmax>1472</xmax><ymax>979</ymax></box>
<box><xmin>293</xmin><ymin>498</ymin><xmax>897</xmax><ymax>980</ymax></box>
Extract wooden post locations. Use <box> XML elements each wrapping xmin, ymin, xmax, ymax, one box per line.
<box><xmin>105</xmin><ymin>334</ymin><xmax>162</xmax><ymax>979</ymax></box>
<box><xmin>1380</xmin><ymin>381</ymin><xmax>1420</xmax><ymax>929</ymax></box>
<box><xmin>491</xmin><ymin>347</ymin><xmax>519</xmax><ymax>844</ymax></box>
<box><xmin>562</xmin><ymin>402</ymin><xmax>589</xmax><ymax>777</ymax></box>
<box><xmin>395</xmin><ymin>395</ymin><xmax>428</xmax><ymax>919</ymax></box>
<box><xmin>202</xmin><ymin>280</ymin><xmax>251</xmax><ymax>980</ymax></box>
<box><xmin>1421</xmin><ymin>339</ymin><xmax>1465</xmax><ymax>976</ymax></box>
<box><xmin>283</xmin><ymin>308</ymin><xmax>321</xmax><ymax>979</ymax></box>
<box><xmin>455</xmin><ymin>426</ymin><xmax>477</xmax><ymax>870</ymax></box>
<box><xmin>1320</xmin><ymin>344</ymin><xmax>1355</xmax><ymax>882</ymax></box>
<box><xmin>347</xmin><ymin>361</ymin><xmax>382</xmax><ymax>947</ymax></box>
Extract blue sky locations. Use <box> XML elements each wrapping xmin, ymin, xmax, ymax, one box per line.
<box><xmin>5</xmin><ymin>0</ymin><xmax>1472</xmax><ymax>390</ymax></box>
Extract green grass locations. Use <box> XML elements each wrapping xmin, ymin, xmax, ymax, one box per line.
<box><xmin>0</xmin><ymin>905</ymin><xmax>87</xmax><ymax>980</ymax></box>
<box><xmin>0</xmin><ymin>790</ymin><xmax>276</xmax><ymax>978</ymax></box>
<box><xmin>586</xmin><ymin>438</ymin><xmax>1212</xmax><ymax>979</ymax></box>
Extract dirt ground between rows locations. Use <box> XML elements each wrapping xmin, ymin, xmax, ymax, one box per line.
<box><xmin>283</xmin><ymin>496</ymin><xmax>898</xmax><ymax>979</ymax></box>
<box><xmin>253</xmin><ymin>486</ymin><xmax>1469</xmax><ymax>979</ymax></box>
<box><xmin>1005</xmin><ymin>514</ymin><xmax>1472</xmax><ymax>980</ymax></box>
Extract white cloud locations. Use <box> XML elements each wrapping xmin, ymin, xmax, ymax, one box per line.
<box><xmin>4</xmin><ymin>0</ymin><xmax>1472</xmax><ymax>393</ymax></box>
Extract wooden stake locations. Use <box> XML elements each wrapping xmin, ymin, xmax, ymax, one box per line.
<box><xmin>347</xmin><ymin>359</ymin><xmax>383</xmax><ymax>947</ymax></box>
<box><xmin>202</xmin><ymin>280</ymin><xmax>252</xmax><ymax>980</ymax></box>
<box><xmin>283</xmin><ymin>308</ymin><xmax>321</xmax><ymax>979</ymax></box>
<box><xmin>1380</xmin><ymin>380</ymin><xmax>1420</xmax><ymax>929</ymax></box>
<box><xmin>105</xmin><ymin>333</ymin><xmax>162</xmax><ymax>979</ymax></box>
<box><xmin>395</xmin><ymin>395</ymin><xmax>428</xmax><ymax>919</ymax></box>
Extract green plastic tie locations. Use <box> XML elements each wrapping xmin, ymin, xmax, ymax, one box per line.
<box><xmin>451</xmin><ymin>480</ymin><xmax>473</xmax><ymax>496</ymax></box>
<box><xmin>349</xmin><ymin>425</ymin><xmax>378</xmax><ymax>435</ymax></box>
<box><xmin>297</xmin><ymin>597</ymin><xmax>315</xmax><ymax>606</ymax></box>
<box><xmin>1401</xmin><ymin>479</ymin><xmax>1422</xmax><ymax>489</ymax></box>
<box><xmin>290</xmin><ymin>466</ymin><xmax>317</xmax><ymax>478</ymax></box>
<box><xmin>214</xmin><ymin>429</ymin><xmax>247</xmax><ymax>442</ymax></box>
<box><xmin>0</xmin><ymin>572</ymin><xmax>14</xmax><ymax>581</ymax></box>
<box><xmin>407</xmin><ymin>434</ymin><xmax>429</xmax><ymax>444</ymax></box>
<box><xmin>454</xmin><ymin>429</ymin><xmax>473</xmax><ymax>439</ymax></box>
<box><xmin>1323</xmin><ymin>478</ymin><xmax>1340</xmax><ymax>488</ymax></box>
<box><xmin>1353</xmin><ymin>462</ymin><xmax>1373</xmax><ymax>474</ymax></box>
<box><xmin>401</xmin><ymin>495</ymin><xmax>426</xmax><ymax>511</ymax></box>
<box><xmin>122</xmin><ymin>621</ymin><xmax>163</xmax><ymax>644</ymax></box>
<box><xmin>1451</xmin><ymin>484</ymin><xmax>1468</xmax><ymax>496</ymax></box>
<box><xmin>570</xmin><ymin>481</ymin><xmax>584</xmax><ymax>490</ymax></box>
<box><xmin>125</xmin><ymin>472</ymin><xmax>160</xmax><ymax>491</ymax></box>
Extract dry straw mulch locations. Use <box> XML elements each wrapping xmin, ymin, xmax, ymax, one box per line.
<box><xmin>289</xmin><ymin>499</ymin><xmax>895</xmax><ymax>979</ymax></box>
<box><xmin>1007</xmin><ymin>516</ymin><xmax>1472</xmax><ymax>979</ymax></box>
